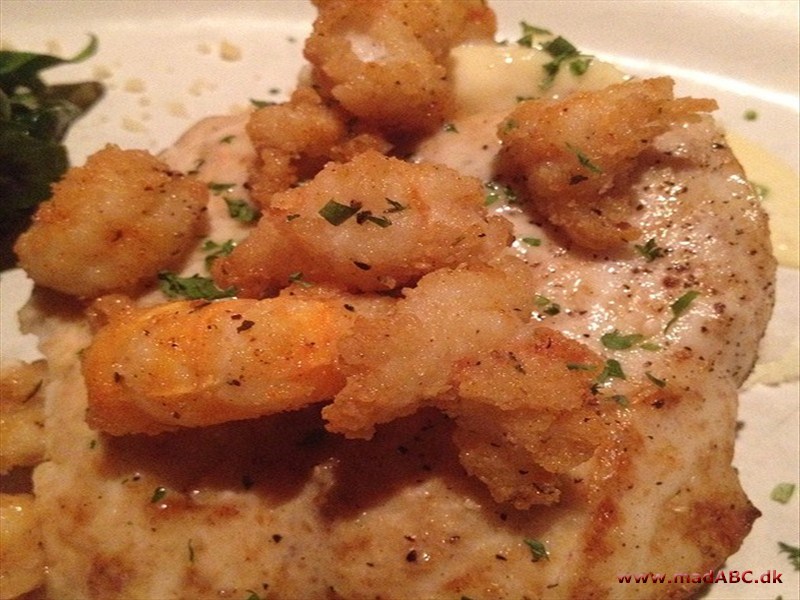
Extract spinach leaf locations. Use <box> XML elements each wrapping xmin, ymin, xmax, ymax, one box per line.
<box><xmin>0</xmin><ymin>35</ymin><xmax>103</xmax><ymax>268</ymax></box>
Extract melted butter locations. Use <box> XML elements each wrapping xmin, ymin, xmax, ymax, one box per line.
<box><xmin>449</xmin><ymin>43</ymin><xmax>625</xmax><ymax>118</ymax></box>
<box><xmin>725</xmin><ymin>132</ymin><xmax>799</xmax><ymax>268</ymax></box>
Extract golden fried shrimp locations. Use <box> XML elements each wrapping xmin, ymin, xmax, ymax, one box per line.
<box><xmin>322</xmin><ymin>256</ymin><xmax>537</xmax><ymax>439</ymax></box>
<box><xmin>246</xmin><ymin>86</ymin><xmax>391</xmax><ymax>207</ymax></box>
<box><xmin>213</xmin><ymin>149</ymin><xmax>512</xmax><ymax>296</ymax></box>
<box><xmin>0</xmin><ymin>360</ymin><xmax>47</xmax><ymax>475</ymax></box>
<box><xmin>304</xmin><ymin>0</ymin><xmax>496</xmax><ymax>137</ymax></box>
<box><xmin>442</xmin><ymin>326</ymin><xmax>608</xmax><ymax>509</ymax></box>
<box><xmin>0</xmin><ymin>493</ymin><xmax>44</xmax><ymax>599</ymax></box>
<box><xmin>83</xmin><ymin>293</ymin><xmax>357</xmax><ymax>436</ymax></box>
<box><xmin>497</xmin><ymin>77</ymin><xmax>717</xmax><ymax>249</ymax></box>
<box><xmin>14</xmin><ymin>145</ymin><xmax>208</xmax><ymax>299</ymax></box>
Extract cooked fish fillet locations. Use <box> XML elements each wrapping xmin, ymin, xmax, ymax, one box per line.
<box><xmin>18</xmin><ymin>101</ymin><xmax>773</xmax><ymax>599</ymax></box>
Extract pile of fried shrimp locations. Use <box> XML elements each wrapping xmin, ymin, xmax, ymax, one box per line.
<box><xmin>7</xmin><ymin>0</ymin><xmax>719</xmax><ymax>517</ymax></box>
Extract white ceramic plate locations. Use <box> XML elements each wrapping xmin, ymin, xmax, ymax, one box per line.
<box><xmin>1</xmin><ymin>2</ymin><xmax>798</xmax><ymax>598</ymax></box>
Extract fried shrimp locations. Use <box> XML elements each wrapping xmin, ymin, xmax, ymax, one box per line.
<box><xmin>497</xmin><ymin>77</ymin><xmax>717</xmax><ymax>249</ymax></box>
<box><xmin>14</xmin><ymin>145</ymin><xmax>208</xmax><ymax>298</ymax></box>
<box><xmin>322</xmin><ymin>256</ymin><xmax>538</xmax><ymax>439</ymax></box>
<box><xmin>83</xmin><ymin>293</ymin><xmax>357</xmax><ymax>436</ymax></box>
<box><xmin>246</xmin><ymin>86</ymin><xmax>391</xmax><ymax>207</ymax></box>
<box><xmin>304</xmin><ymin>0</ymin><xmax>496</xmax><ymax>137</ymax></box>
<box><xmin>213</xmin><ymin>149</ymin><xmax>512</xmax><ymax>296</ymax></box>
<box><xmin>443</xmin><ymin>326</ymin><xmax>609</xmax><ymax>509</ymax></box>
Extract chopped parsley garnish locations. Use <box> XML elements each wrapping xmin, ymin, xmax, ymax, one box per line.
<box><xmin>244</xmin><ymin>591</ymin><xmax>264</xmax><ymax>600</ymax></box>
<box><xmin>484</xmin><ymin>181</ymin><xmax>517</xmax><ymax>206</ymax></box>
<box><xmin>533</xmin><ymin>294</ymin><xmax>561</xmax><ymax>316</ymax></box>
<box><xmin>158</xmin><ymin>272</ymin><xmax>236</xmax><ymax>300</ymax></box>
<box><xmin>566</xmin><ymin>363</ymin><xmax>596</xmax><ymax>372</ymax></box>
<box><xmin>743</xmin><ymin>109</ymin><xmax>758</xmax><ymax>121</ymax></box>
<box><xmin>319</xmin><ymin>199</ymin><xmax>362</xmax><ymax>225</ymax></box>
<box><xmin>771</xmin><ymin>483</ymin><xmax>796</xmax><ymax>504</ymax></box>
<box><xmin>249</xmin><ymin>98</ymin><xmax>275</xmax><ymax>108</ymax></box>
<box><xmin>778</xmin><ymin>541</ymin><xmax>800</xmax><ymax>571</ymax></box>
<box><xmin>566</xmin><ymin>143</ymin><xmax>602</xmax><ymax>174</ymax></box>
<box><xmin>645</xmin><ymin>372</ymin><xmax>667</xmax><ymax>388</ymax></box>
<box><xmin>597</xmin><ymin>359</ymin><xmax>626</xmax><ymax>384</ymax></box>
<box><xmin>600</xmin><ymin>329</ymin><xmax>645</xmax><ymax>350</ymax></box>
<box><xmin>443</xmin><ymin>122</ymin><xmax>458</xmax><ymax>133</ymax></box>
<box><xmin>516</xmin><ymin>22</ymin><xmax>552</xmax><ymax>48</ymax></box>
<box><xmin>288</xmin><ymin>272</ymin><xmax>313</xmax><ymax>287</ymax></box>
<box><xmin>225</xmin><ymin>198</ymin><xmax>259</xmax><ymax>223</ymax></box>
<box><xmin>202</xmin><ymin>239</ymin><xmax>236</xmax><ymax>269</ymax></box>
<box><xmin>188</xmin><ymin>539</ymin><xmax>195</xmax><ymax>563</ymax></box>
<box><xmin>664</xmin><ymin>290</ymin><xmax>700</xmax><ymax>332</ymax></box>
<box><xmin>150</xmin><ymin>486</ymin><xmax>167</xmax><ymax>503</ymax></box>
<box><xmin>634</xmin><ymin>238</ymin><xmax>666</xmax><ymax>262</ymax></box>
<box><xmin>611</xmin><ymin>394</ymin><xmax>629</xmax><ymax>407</ymax></box>
<box><xmin>219</xmin><ymin>134</ymin><xmax>236</xmax><ymax>144</ymax></box>
<box><xmin>207</xmin><ymin>181</ymin><xmax>236</xmax><ymax>194</ymax></box>
<box><xmin>319</xmin><ymin>199</ymin><xmax>394</xmax><ymax>228</ymax></box>
<box><xmin>520</xmin><ymin>236</ymin><xmax>542</xmax><ymax>247</ymax></box>
<box><xmin>0</xmin><ymin>35</ymin><xmax>103</xmax><ymax>267</ymax></box>
<box><xmin>524</xmin><ymin>538</ymin><xmax>549</xmax><ymax>562</ymax></box>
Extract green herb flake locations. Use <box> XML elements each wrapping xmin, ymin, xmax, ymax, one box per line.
<box><xmin>753</xmin><ymin>181</ymin><xmax>770</xmax><ymax>199</ymax></box>
<box><xmin>207</xmin><ymin>181</ymin><xmax>236</xmax><ymax>194</ymax></box>
<box><xmin>743</xmin><ymin>109</ymin><xmax>758</xmax><ymax>121</ymax></box>
<box><xmin>612</xmin><ymin>394</ymin><xmax>629</xmax><ymax>407</ymax></box>
<box><xmin>565</xmin><ymin>143</ymin><xmax>602</xmax><ymax>174</ymax></box>
<box><xmin>443</xmin><ymin>122</ymin><xmax>458</xmax><ymax>133</ymax></box>
<box><xmin>771</xmin><ymin>483</ymin><xmax>796</xmax><ymax>504</ymax></box>
<box><xmin>597</xmin><ymin>359</ymin><xmax>626</xmax><ymax>384</ymax></box>
<box><xmin>523</xmin><ymin>538</ymin><xmax>549</xmax><ymax>562</ymax></box>
<box><xmin>249</xmin><ymin>98</ymin><xmax>274</xmax><ymax>108</ymax></box>
<box><xmin>288</xmin><ymin>272</ymin><xmax>313</xmax><ymax>288</ymax></box>
<box><xmin>150</xmin><ymin>486</ymin><xmax>167</xmax><ymax>503</ymax></box>
<box><xmin>569</xmin><ymin>57</ymin><xmax>592</xmax><ymax>76</ymax></box>
<box><xmin>664</xmin><ymin>290</ymin><xmax>700</xmax><ymax>332</ymax></box>
<box><xmin>533</xmin><ymin>294</ymin><xmax>561</xmax><ymax>316</ymax></box>
<box><xmin>777</xmin><ymin>541</ymin><xmax>800</xmax><ymax>571</ymax></box>
<box><xmin>484</xmin><ymin>181</ymin><xmax>517</xmax><ymax>206</ymax></box>
<box><xmin>521</xmin><ymin>237</ymin><xmax>542</xmax><ymax>247</ymax></box>
<box><xmin>319</xmin><ymin>199</ymin><xmax>361</xmax><ymax>226</ymax></box>
<box><xmin>225</xmin><ymin>198</ymin><xmax>259</xmax><ymax>223</ymax></box>
<box><xmin>385</xmin><ymin>198</ymin><xmax>406</xmax><ymax>213</ymax></box>
<box><xmin>244</xmin><ymin>591</ymin><xmax>263</xmax><ymax>600</ymax></box>
<box><xmin>219</xmin><ymin>134</ymin><xmax>236</xmax><ymax>144</ymax></box>
<box><xmin>516</xmin><ymin>22</ymin><xmax>552</xmax><ymax>48</ymax></box>
<box><xmin>188</xmin><ymin>539</ymin><xmax>195</xmax><ymax>563</ymax></box>
<box><xmin>634</xmin><ymin>238</ymin><xmax>666</xmax><ymax>262</ymax></box>
<box><xmin>356</xmin><ymin>211</ymin><xmax>392</xmax><ymax>228</ymax></box>
<box><xmin>202</xmin><ymin>239</ymin><xmax>236</xmax><ymax>269</ymax></box>
<box><xmin>158</xmin><ymin>272</ymin><xmax>236</xmax><ymax>300</ymax></box>
<box><xmin>645</xmin><ymin>372</ymin><xmax>667</xmax><ymax>388</ymax></box>
<box><xmin>566</xmin><ymin>363</ymin><xmax>597</xmax><ymax>372</ymax></box>
<box><xmin>600</xmin><ymin>329</ymin><xmax>645</xmax><ymax>350</ymax></box>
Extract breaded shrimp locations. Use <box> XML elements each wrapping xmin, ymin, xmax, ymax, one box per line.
<box><xmin>322</xmin><ymin>256</ymin><xmax>538</xmax><ymax>438</ymax></box>
<box><xmin>83</xmin><ymin>293</ymin><xmax>358</xmax><ymax>436</ymax></box>
<box><xmin>304</xmin><ymin>0</ymin><xmax>496</xmax><ymax>137</ymax></box>
<box><xmin>213</xmin><ymin>150</ymin><xmax>512</xmax><ymax>296</ymax></box>
<box><xmin>442</xmin><ymin>326</ymin><xmax>609</xmax><ymax>508</ymax></box>
<box><xmin>496</xmin><ymin>77</ymin><xmax>717</xmax><ymax>249</ymax></box>
<box><xmin>246</xmin><ymin>86</ymin><xmax>391</xmax><ymax>207</ymax></box>
<box><xmin>14</xmin><ymin>145</ymin><xmax>208</xmax><ymax>298</ymax></box>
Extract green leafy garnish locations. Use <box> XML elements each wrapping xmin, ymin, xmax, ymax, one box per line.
<box><xmin>778</xmin><ymin>542</ymin><xmax>800</xmax><ymax>571</ymax></box>
<box><xmin>516</xmin><ymin>22</ymin><xmax>552</xmax><ymax>48</ymax></box>
<box><xmin>634</xmin><ymin>238</ymin><xmax>666</xmax><ymax>262</ymax></box>
<box><xmin>743</xmin><ymin>109</ymin><xmax>758</xmax><ymax>121</ymax></box>
<box><xmin>484</xmin><ymin>181</ymin><xmax>517</xmax><ymax>206</ymax></box>
<box><xmin>771</xmin><ymin>483</ymin><xmax>796</xmax><ymax>504</ymax></box>
<box><xmin>523</xmin><ymin>538</ymin><xmax>549</xmax><ymax>562</ymax></box>
<box><xmin>384</xmin><ymin>198</ymin><xmax>406</xmax><ymax>213</ymax></box>
<box><xmin>158</xmin><ymin>272</ymin><xmax>236</xmax><ymax>300</ymax></box>
<box><xmin>664</xmin><ymin>290</ymin><xmax>700</xmax><ymax>332</ymax></box>
<box><xmin>533</xmin><ymin>294</ymin><xmax>561</xmax><ymax>316</ymax></box>
<box><xmin>202</xmin><ymin>239</ymin><xmax>236</xmax><ymax>269</ymax></box>
<box><xmin>318</xmin><ymin>199</ymin><xmax>361</xmax><ymax>225</ymax></box>
<box><xmin>566</xmin><ymin>143</ymin><xmax>602</xmax><ymax>174</ymax></box>
<box><xmin>0</xmin><ymin>35</ymin><xmax>103</xmax><ymax>266</ymax></box>
<box><xmin>288</xmin><ymin>272</ymin><xmax>313</xmax><ymax>288</ymax></box>
<box><xmin>600</xmin><ymin>329</ymin><xmax>645</xmax><ymax>350</ymax></box>
<box><xmin>597</xmin><ymin>359</ymin><xmax>626</xmax><ymax>384</ymax></box>
<box><xmin>225</xmin><ymin>198</ymin><xmax>259</xmax><ymax>223</ymax></box>
<box><xmin>520</xmin><ymin>237</ymin><xmax>541</xmax><ymax>247</ymax></box>
<box><xmin>150</xmin><ymin>486</ymin><xmax>167</xmax><ymax>503</ymax></box>
<box><xmin>207</xmin><ymin>181</ymin><xmax>236</xmax><ymax>194</ymax></box>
